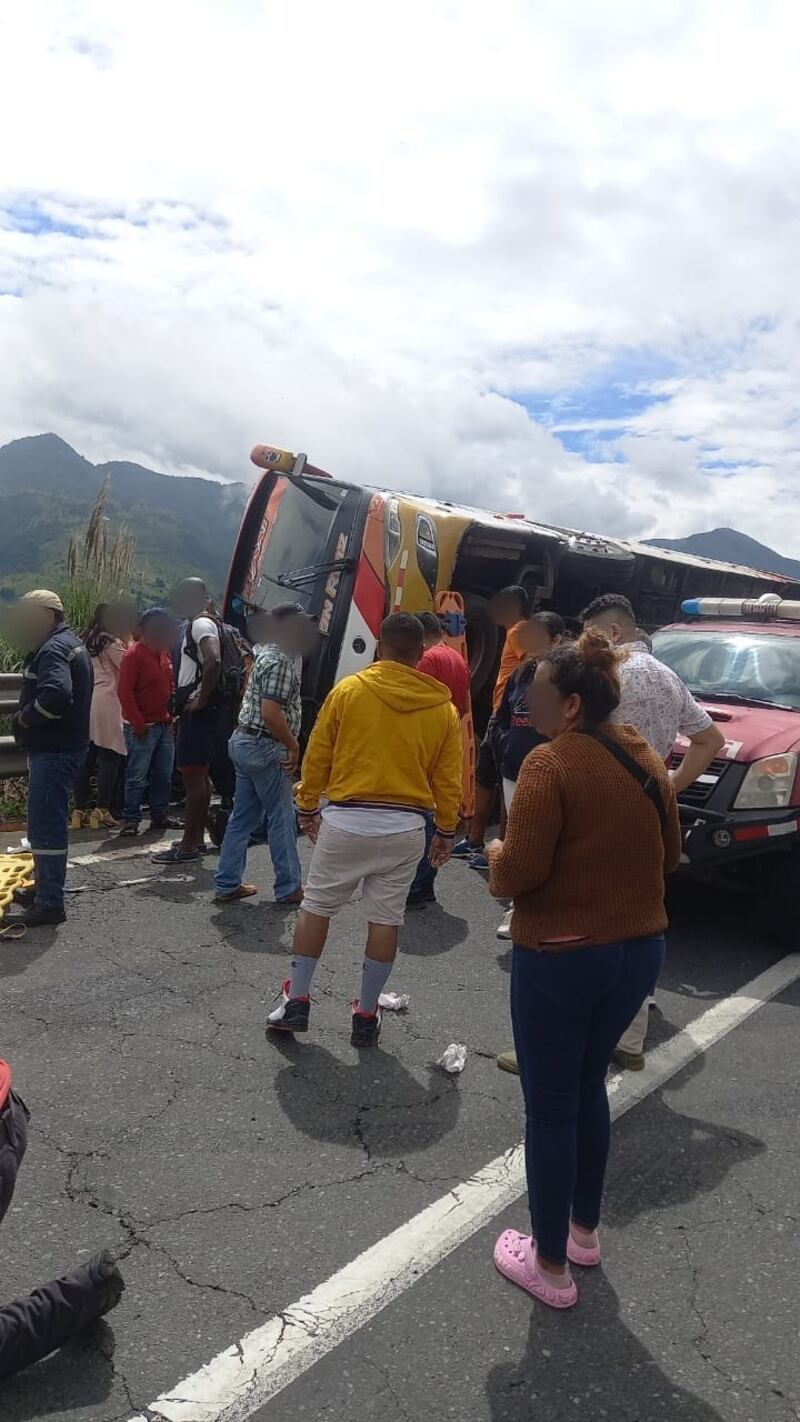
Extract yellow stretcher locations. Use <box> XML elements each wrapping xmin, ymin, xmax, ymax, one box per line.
<box><xmin>0</xmin><ymin>853</ymin><xmax>34</xmax><ymax>939</ymax></box>
<box><xmin>435</xmin><ymin>590</ymin><xmax>476</xmax><ymax>821</ymax></box>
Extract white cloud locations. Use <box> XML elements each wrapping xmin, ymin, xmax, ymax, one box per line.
<box><xmin>1</xmin><ymin>0</ymin><xmax>799</xmax><ymax>553</ymax></box>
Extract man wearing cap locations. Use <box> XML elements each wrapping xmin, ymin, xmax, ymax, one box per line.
<box><xmin>8</xmin><ymin>591</ymin><xmax>93</xmax><ymax>927</ymax></box>
<box><xmin>213</xmin><ymin>603</ymin><xmax>316</xmax><ymax>906</ymax></box>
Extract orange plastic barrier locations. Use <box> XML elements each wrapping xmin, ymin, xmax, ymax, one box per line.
<box><xmin>435</xmin><ymin>590</ymin><xmax>476</xmax><ymax>819</ymax></box>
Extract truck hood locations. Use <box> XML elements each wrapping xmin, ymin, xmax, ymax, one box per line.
<box><xmin>676</xmin><ymin>700</ymin><xmax>800</xmax><ymax>763</ymax></box>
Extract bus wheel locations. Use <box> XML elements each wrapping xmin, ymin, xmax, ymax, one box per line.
<box><xmin>464</xmin><ymin>594</ymin><xmax>499</xmax><ymax>699</ymax></box>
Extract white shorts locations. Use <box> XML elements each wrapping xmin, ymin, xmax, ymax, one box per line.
<box><xmin>302</xmin><ymin>821</ymin><xmax>426</xmax><ymax>926</ymax></box>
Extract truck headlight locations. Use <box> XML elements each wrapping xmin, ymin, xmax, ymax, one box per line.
<box><xmin>733</xmin><ymin>753</ymin><xmax>798</xmax><ymax>810</ymax></box>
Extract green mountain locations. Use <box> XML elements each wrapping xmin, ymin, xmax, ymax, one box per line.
<box><xmin>0</xmin><ymin>433</ymin><xmax>249</xmax><ymax>601</ymax></box>
<box><xmin>644</xmin><ymin>527</ymin><xmax>800</xmax><ymax>580</ymax></box>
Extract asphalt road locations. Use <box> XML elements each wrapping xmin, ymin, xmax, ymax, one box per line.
<box><xmin>1</xmin><ymin>828</ymin><xmax>797</xmax><ymax>1421</ymax></box>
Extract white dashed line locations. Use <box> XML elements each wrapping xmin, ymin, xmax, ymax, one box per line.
<box><xmin>128</xmin><ymin>951</ymin><xmax>800</xmax><ymax>1422</ymax></box>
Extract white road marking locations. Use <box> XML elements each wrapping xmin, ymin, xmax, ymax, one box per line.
<box><xmin>69</xmin><ymin>835</ymin><xmax>175</xmax><ymax>866</ymax></box>
<box><xmin>128</xmin><ymin>952</ymin><xmax>800</xmax><ymax>1422</ymax></box>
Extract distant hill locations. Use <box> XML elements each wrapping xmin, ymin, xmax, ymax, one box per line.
<box><xmin>0</xmin><ymin>433</ymin><xmax>248</xmax><ymax>601</ymax></box>
<box><xmin>644</xmin><ymin>527</ymin><xmax>800</xmax><ymax>581</ymax></box>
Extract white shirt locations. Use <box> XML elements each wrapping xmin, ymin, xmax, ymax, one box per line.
<box><xmin>612</xmin><ymin>641</ymin><xmax>712</xmax><ymax>761</ymax></box>
<box><xmin>178</xmin><ymin>616</ymin><xmax>220</xmax><ymax>690</ymax></box>
<box><xmin>322</xmin><ymin>806</ymin><xmax>425</xmax><ymax>836</ymax></box>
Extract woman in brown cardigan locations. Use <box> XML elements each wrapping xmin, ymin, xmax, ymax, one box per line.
<box><xmin>486</xmin><ymin>630</ymin><xmax>681</xmax><ymax>1310</ymax></box>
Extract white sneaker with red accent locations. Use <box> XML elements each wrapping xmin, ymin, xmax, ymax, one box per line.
<box><xmin>266</xmin><ymin>980</ymin><xmax>310</xmax><ymax>1034</ymax></box>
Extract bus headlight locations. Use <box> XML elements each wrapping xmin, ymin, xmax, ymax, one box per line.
<box><xmin>415</xmin><ymin>512</ymin><xmax>439</xmax><ymax>595</ymax></box>
<box><xmin>385</xmin><ymin>499</ymin><xmax>402</xmax><ymax>567</ymax></box>
<box><xmin>733</xmin><ymin>753</ymin><xmax>798</xmax><ymax>810</ymax></box>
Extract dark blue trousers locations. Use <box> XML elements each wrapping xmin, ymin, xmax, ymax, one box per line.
<box><xmin>510</xmin><ymin>935</ymin><xmax>665</xmax><ymax>1264</ymax></box>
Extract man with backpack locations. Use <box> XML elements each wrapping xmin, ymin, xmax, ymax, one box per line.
<box><xmin>153</xmin><ymin>578</ymin><xmax>249</xmax><ymax>865</ymax></box>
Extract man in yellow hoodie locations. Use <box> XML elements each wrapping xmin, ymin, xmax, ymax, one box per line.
<box><xmin>267</xmin><ymin>612</ymin><xmax>463</xmax><ymax>1048</ymax></box>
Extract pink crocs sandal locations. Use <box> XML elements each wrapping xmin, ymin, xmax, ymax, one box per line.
<box><xmin>493</xmin><ymin>1229</ymin><xmax>578</xmax><ymax>1309</ymax></box>
<box><xmin>567</xmin><ymin>1224</ymin><xmax>602</xmax><ymax>1268</ymax></box>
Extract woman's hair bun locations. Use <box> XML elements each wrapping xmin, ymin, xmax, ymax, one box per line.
<box><xmin>576</xmin><ymin>627</ymin><xmax>618</xmax><ymax>672</ymax></box>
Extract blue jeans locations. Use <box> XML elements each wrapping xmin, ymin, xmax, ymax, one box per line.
<box><xmin>408</xmin><ymin>811</ymin><xmax>437</xmax><ymax>898</ymax></box>
<box><xmin>122</xmin><ymin>724</ymin><xmax>174</xmax><ymax>825</ymax></box>
<box><xmin>27</xmin><ymin>749</ymin><xmax>86</xmax><ymax>910</ymax></box>
<box><xmin>214</xmin><ymin>731</ymin><xmax>301</xmax><ymax>901</ymax></box>
<box><xmin>511</xmin><ymin>934</ymin><xmax>665</xmax><ymax>1265</ymax></box>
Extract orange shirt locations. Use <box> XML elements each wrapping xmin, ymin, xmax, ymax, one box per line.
<box><xmin>492</xmin><ymin>621</ymin><xmax>528</xmax><ymax>712</ymax></box>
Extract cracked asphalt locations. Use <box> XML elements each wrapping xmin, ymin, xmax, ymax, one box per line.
<box><xmin>1</xmin><ymin>830</ymin><xmax>797</xmax><ymax>1421</ymax></box>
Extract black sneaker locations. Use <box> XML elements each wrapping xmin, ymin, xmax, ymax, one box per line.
<box><xmin>351</xmin><ymin>1002</ymin><xmax>382</xmax><ymax>1048</ymax></box>
<box><xmin>406</xmin><ymin>885</ymin><xmax>436</xmax><ymax>909</ymax></box>
<box><xmin>206</xmin><ymin>807</ymin><xmax>230</xmax><ymax>848</ymax></box>
<box><xmin>5</xmin><ymin>904</ymin><xmax>66</xmax><ymax>928</ymax></box>
<box><xmin>266</xmin><ymin>979</ymin><xmax>311</xmax><ymax>1034</ymax></box>
<box><xmin>86</xmin><ymin>1249</ymin><xmax>126</xmax><ymax>1316</ymax></box>
<box><xmin>452</xmin><ymin>837</ymin><xmax>483</xmax><ymax>859</ymax></box>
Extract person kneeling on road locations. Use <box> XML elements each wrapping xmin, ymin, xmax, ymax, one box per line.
<box><xmin>0</xmin><ymin>1059</ymin><xmax>124</xmax><ymax>1381</ymax></box>
<box><xmin>267</xmin><ymin>613</ymin><xmax>462</xmax><ymax>1048</ymax></box>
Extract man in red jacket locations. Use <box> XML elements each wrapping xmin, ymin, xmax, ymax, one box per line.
<box><xmin>406</xmin><ymin>612</ymin><xmax>470</xmax><ymax>908</ymax></box>
<box><xmin>0</xmin><ymin>1059</ymin><xmax>124</xmax><ymax>1379</ymax></box>
<box><xmin>117</xmin><ymin>608</ymin><xmax>178</xmax><ymax>837</ymax></box>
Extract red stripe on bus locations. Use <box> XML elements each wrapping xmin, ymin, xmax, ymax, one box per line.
<box><xmin>353</xmin><ymin>553</ymin><xmax>385</xmax><ymax>636</ymax></box>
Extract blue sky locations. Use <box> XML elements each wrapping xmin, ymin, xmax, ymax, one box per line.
<box><xmin>1</xmin><ymin>1</ymin><xmax>799</xmax><ymax>554</ymax></box>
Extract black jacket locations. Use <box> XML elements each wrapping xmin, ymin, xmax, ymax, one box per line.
<box><xmin>15</xmin><ymin>622</ymin><xmax>93</xmax><ymax>753</ymax></box>
<box><xmin>496</xmin><ymin>659</ymin><xmax>548</xmax><ymax>782</ymax></box>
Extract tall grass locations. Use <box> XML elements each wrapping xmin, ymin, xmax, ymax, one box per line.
<box><xmin>64</xmin><ymin>477</ymin><xmax>138</xmax><ymax>632</ymax></box>
<box><xmin>0</xmin><ymin>478</ymin><xmax>139</xmax><ymax>670</ymax></box>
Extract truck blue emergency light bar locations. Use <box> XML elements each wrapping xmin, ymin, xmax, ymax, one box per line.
<box><xmin>681</xmin><ymin>595</ymin><xmax>800</xmax><ymax>620</ymax></box>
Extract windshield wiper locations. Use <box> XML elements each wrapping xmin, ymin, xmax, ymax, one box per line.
<box><xmin>693</xmin><ymin>690</ymin><xmax>799</xmax><ymax>713</ymax></box>
<box><xmin>261</xmin><ymin>558</ymin><xmax>356</xmax><ymax>592</ymax></box>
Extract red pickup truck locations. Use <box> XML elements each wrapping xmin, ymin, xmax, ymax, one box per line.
<box><xmin>652</xmin><ymin>596</ymin><xmax>800</xmax><ymax>949</ymax></box>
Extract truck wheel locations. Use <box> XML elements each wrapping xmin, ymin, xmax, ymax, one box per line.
<box><xmin>464</xmin><ymin>594</ymin><xmax>499</xmax><ymax>700</ymax></box>
<box><xmin>766</xmin><ymin>852</ymin><xmax>800</xmax><ymax>950</ymax></box>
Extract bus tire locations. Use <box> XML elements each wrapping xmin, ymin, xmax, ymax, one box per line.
<box><xmin>464</xmin><ymin>594</ymin><xmax>499</xmax><ymax>699</ymax></box>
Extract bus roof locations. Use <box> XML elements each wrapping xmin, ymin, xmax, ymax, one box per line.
<box><xmin>617</xmin><ymin>538</ymin><xmax>797</xmax><ymax>587</ymax></box>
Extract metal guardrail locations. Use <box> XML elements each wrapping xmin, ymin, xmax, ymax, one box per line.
<box><xmin>0</xmin><ymin>675</ymin><xmax>26</xmax><ymax>779</ymax></box>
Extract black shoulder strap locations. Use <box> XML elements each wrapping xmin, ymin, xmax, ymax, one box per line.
<box><xmin>579</xmin><ymin>728</ymin><xmax>667</xmax><ymax>830</ymax></box>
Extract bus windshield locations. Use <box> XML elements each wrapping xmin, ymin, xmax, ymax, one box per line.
<box><xmin>652</xmin><ymin>629</ymin><xmax>800</xmax><ymax>711</ymax></box>
<box><xmin>254</xmin><ymin>478</ymin><xmax>352</xmax><ymax>612</ymax></box>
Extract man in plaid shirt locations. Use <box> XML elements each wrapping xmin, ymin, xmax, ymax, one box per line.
<box><xmin>213</xmin><ymin>603</ymin><xmax>316</xmax><ymax>906</ymax></box>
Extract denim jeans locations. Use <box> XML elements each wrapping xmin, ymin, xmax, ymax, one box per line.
<box><xmin>214</xmin><ymin>730</ymin><xmax>301</xmax><ymax>901</ymax></box>
<box><xmin>407</xmin><ymin>811</ymin><xmax>437</xmax><ymax>898</ymax></box>
<box><xmin>27</xmin><ymin>749</ymin><xmax>86</xmax><ymax>910</ymax></box>
<box><xmin>510</xmin><ymin>934</ymin><xmax>665</xmax><ymax>1265</ymax></box>
<box><xmin>122</xmin><ymin>723</ymin><xmax>174</xmax><ymax>825</ymax></box>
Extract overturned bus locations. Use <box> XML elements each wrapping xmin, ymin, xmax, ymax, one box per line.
<box><xmin>225</xmin><ymin>444</ymin><xmax>800</xmax><ymax>723</ymax></box>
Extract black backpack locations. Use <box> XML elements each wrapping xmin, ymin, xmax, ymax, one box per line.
<box><xmin>181</xmin><ymin>617</ymin><xmax>253</xmax><ymax>706</ymax></box>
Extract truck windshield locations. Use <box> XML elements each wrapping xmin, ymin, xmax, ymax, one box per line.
<box><xmin>652</xmin><ymin>629</ymin><xmax>800</xmax><ymax>711</ymax></box>
<box><xmin>255</xmin><ymin>478</ymin><xmax>351</xmax><ymax>611</ymax></box>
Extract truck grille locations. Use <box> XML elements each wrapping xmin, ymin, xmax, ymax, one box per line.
<box><xmin>668</xmin><ymin>754</ymin><xmax>729</xmax><ymax>807</ymax></box>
